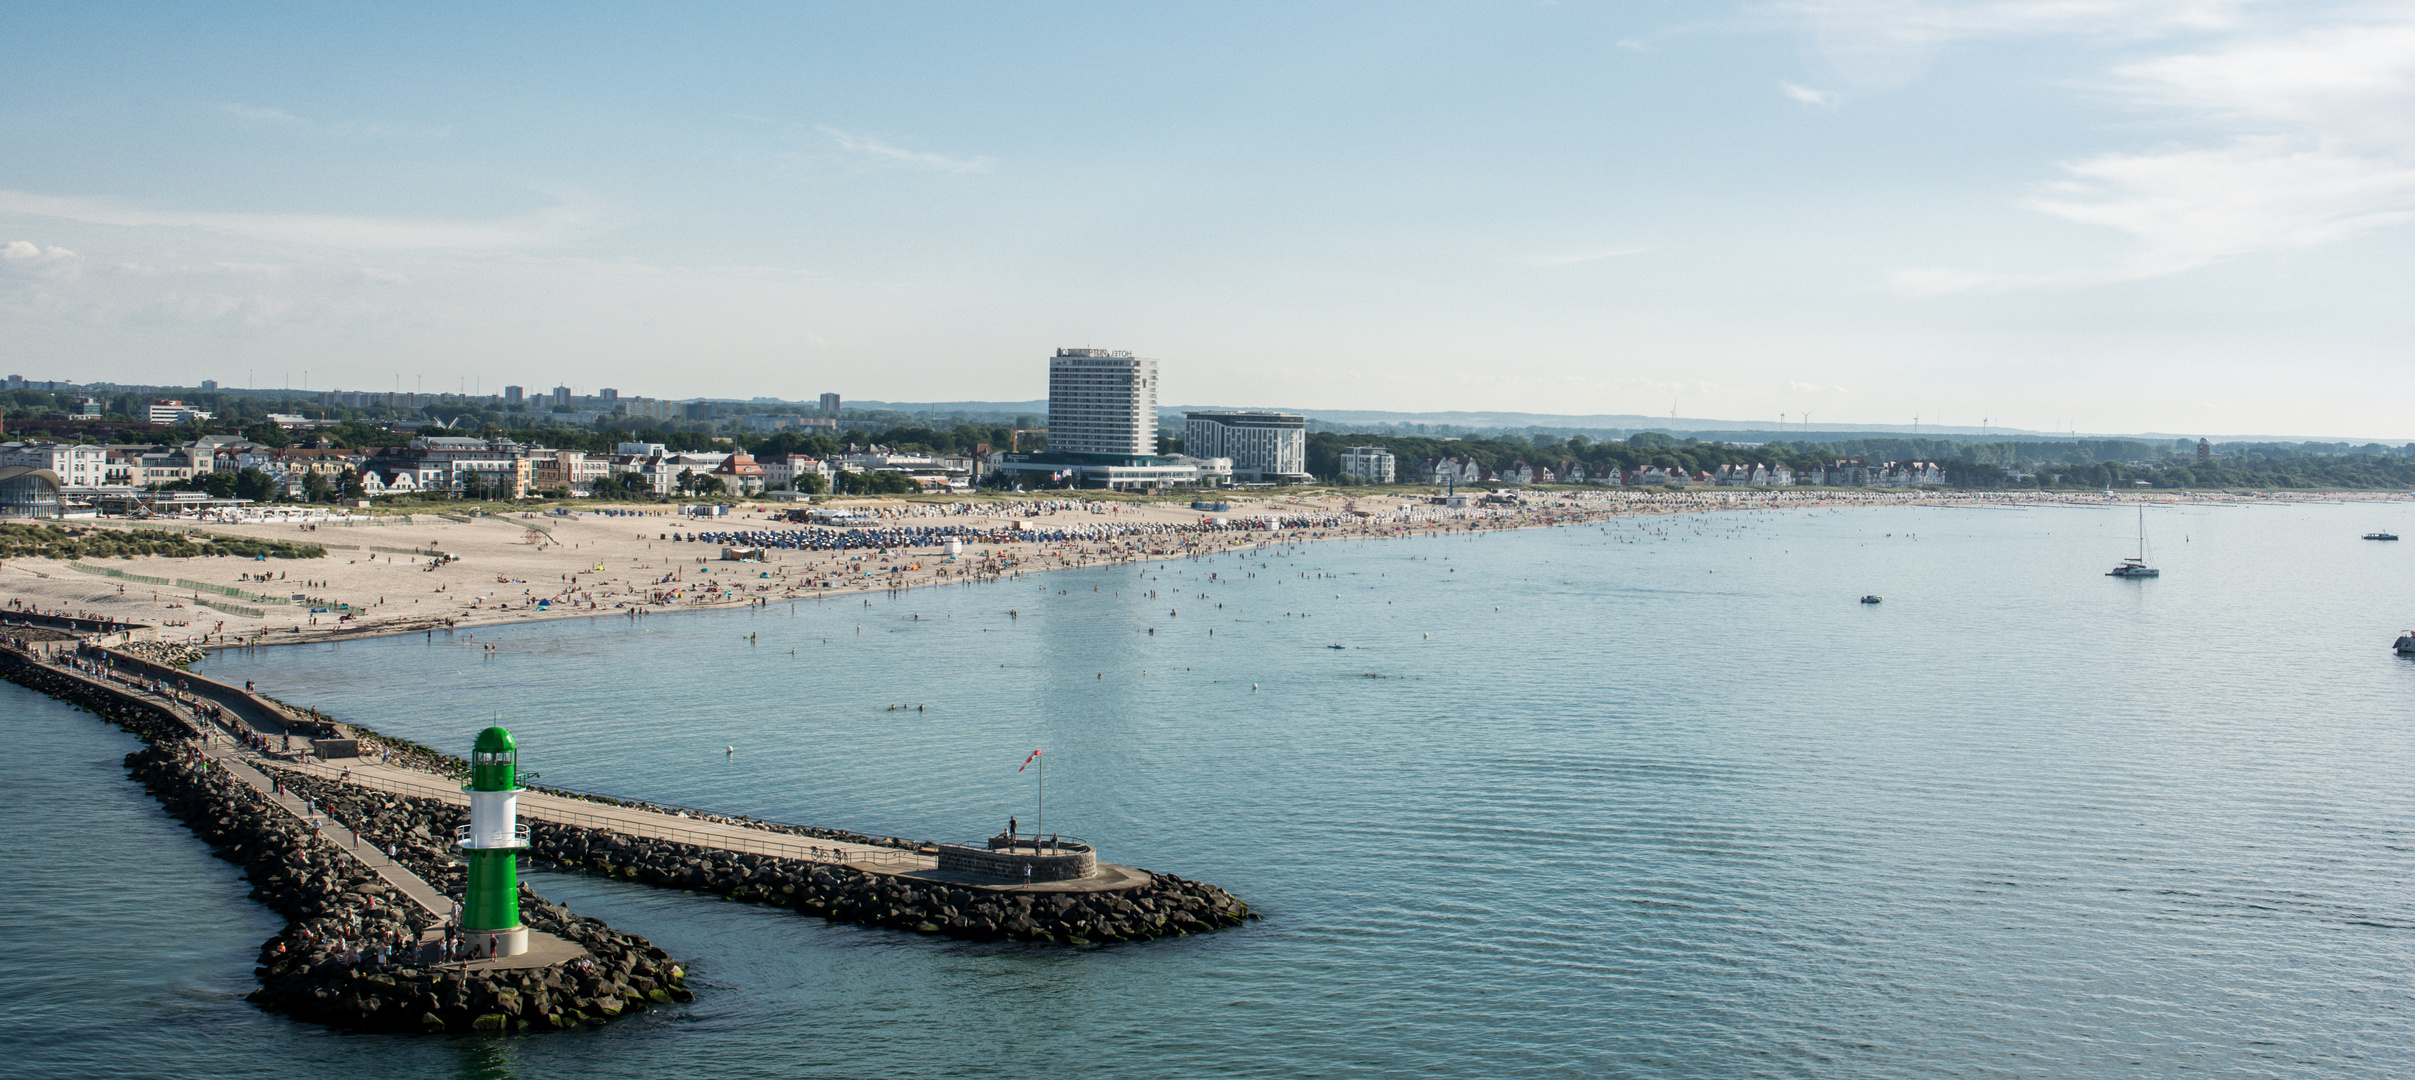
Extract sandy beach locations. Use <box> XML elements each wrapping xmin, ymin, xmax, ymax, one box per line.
<box><xmin>2</xmin><ymin>487</ymin><xmax>2398</xmax><ymax>649</ymax></box>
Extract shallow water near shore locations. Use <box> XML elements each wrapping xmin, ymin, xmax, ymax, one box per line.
<box><xmin>10</xmin><ymin>500</ymin><xmax>2415</xmax><ymax>1078</ymax></box>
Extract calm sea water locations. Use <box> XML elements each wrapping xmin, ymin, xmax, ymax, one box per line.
<box><xmin>7</xmin><ymin>501</ymin><xmax>2414</xmax><ymax>1078</ymax></box>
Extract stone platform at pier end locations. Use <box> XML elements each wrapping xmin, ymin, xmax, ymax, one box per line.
<box><xmin>925</xmin><ymin>836</ymin><xmax>1145</xmax><ymax>893</ymax></box>
<box><xmin>902</xmin><ymin>862</ymin><xmax>1155</xmax><ymax>894</ymax></box>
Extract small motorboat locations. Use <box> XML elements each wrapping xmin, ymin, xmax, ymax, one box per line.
<box><xmin>2365</xmin><ymin>532</ymin><xmax>2399</xmax><ymax>541</ymax></box>
<box><xmin>2396</xmin><ymin>632</ymin><xmax>2415</xmax><ymax>656</ymax></box>
<box><xmin>1859</xmin><ymin>595</ymin><xmax>1882</xmax><ymax>604</ymax></box>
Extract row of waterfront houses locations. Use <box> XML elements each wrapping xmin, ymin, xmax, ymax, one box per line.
<box><xmin>0</xmin><ymin>436</ymin><xmax>983</xmax><ymax>505</ymax></box>
<box><xmin>1415</xmin><ymin>456</ymin><xmax>1947</xmax><ymax>488</ymax></box>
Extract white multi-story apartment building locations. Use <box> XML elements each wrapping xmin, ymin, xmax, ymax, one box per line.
<box><xmin>147</xmin><ymin>400</ymin><xmax>213</xmax><ymax>425</ymax></box>
<box><xmin>0</xmin><ymin>441</ymin><xmax>109</xmax><ymax>487</ymax></box>
<box><xmin>1340</xmin><ymin>446</ymin><xmax>1396</xmax><ymax>484</ymax></box>
<box><xmin>405</xmin><ymin>436</ymin><xmax>531</xmax><ymax>498</ymax></box>
<box><xmin>1048</xmin><ymin>348</ymin><xmax>1158</xmax><ymax>457</ymax></box>
<box><xmin>1184</xmin><ymin>410</ymin><xmax>1311</xmax><ymax>483</ymax></box>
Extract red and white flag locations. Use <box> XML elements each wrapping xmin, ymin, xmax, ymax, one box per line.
<box><xmin>1019</xmin><ymin>749</ymin><xmax>1042</xmax><ymax>772</ymax></box>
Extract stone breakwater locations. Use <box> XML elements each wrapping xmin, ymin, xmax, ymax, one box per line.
<box><xmin>279</xmin><ymin>772</ymin><xmax>1257</xmax><ymax>946</ymax></box>
<box><xmin>540</xmin><ymin>820</ymin><xmax>1255</xmax><ymax>945</ymax></box>
<box><xmin>119</xmin><ymin>638</ymin><xmax>208</xmax><ymax>668</ymax></box>
<box><xmin>1</xmin><ymin>652</ymin><xmax>688</xmax><ymax>1034</ymax></box>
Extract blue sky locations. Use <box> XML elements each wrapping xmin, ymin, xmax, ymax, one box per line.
<box><xmin>2</xmin><ymin>2</ymin><xmax>2410</xmax><ymax>437</ymax></box>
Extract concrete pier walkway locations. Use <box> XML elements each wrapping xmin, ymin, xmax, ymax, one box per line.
<box><xmin>285</xmin><ymin>754</ymin><xmax>934</xmax><ymax>869</ymax></box>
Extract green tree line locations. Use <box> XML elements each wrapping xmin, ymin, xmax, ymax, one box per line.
<box><xmin>1303</xmin><ymin>431</ymin><xmax>2415</xmax><ymax>490</ymax></box>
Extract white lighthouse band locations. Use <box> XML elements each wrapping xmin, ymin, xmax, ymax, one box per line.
<box><xmin>468</xmin><ymin>789</ymin><xmax>526</xmax><ymax>850</ymax></box>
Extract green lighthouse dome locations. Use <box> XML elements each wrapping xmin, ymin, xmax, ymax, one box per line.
<box><xmin>471</xmin><ymin>726</ymin><xmax>518</xmax><ymax>791</ymax></box>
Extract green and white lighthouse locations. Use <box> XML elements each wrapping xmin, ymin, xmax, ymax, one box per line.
<box><xmin>458</xmin><ymin>725</ymin><xmax>529</xmax><ymax>958</ymax></box>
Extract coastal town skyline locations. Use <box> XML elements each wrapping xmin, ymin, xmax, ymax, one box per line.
<box><xmin>5</xmin><ymin>5</ymin><xmax>2412</xmax><ymax>437</ymax></box>
<box><xmin>4</xmin><ymin>361</ymin><xmax>2408</xmax><ymax>445</ymax></box>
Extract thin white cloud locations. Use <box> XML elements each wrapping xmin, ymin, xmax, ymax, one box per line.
<box><xmin>1780</xmin><ymin>81</ymin><xmax>1841</xmax><ymax>106</ymax></box>
<box><xmin>1893</xmin><ymin>12</ymin><xmax>2415</xmax><ymax>293</ymax></box>
<box><xmin>0</xmin><ymin>239</ymin><xmax>81</xmax><ymax>279</ymax></box>
<box><xmin>1784</xmin><ymin>0</ymin><xmax>2259</xmax><ymax>88</ymax></box>
<box><xmin>212</xmin><ymin>102</ymin><xmax>309</xmax><ymax>126</ymax></box>
<box><xmin>212</xmin><ymin>261</ymin><xmax>289</xmax><ymax>279</ymax></box>
<box><xmin>1780</xmin><ymin>0</ymin><xmax>2255</xmax><ymax>46</ymax></box>
<box><xmin>2030</xmin><ymin>138</ymin><xmax>2415</xmax><ymax>272</ymax></box>
<box><xmin>3</xmin><ymin>240</ymin><xmax>67</xmax><ymax>260</ymax></box>
<box><xmin>0</xmin><ymin>190</ymin><xmax>602</xmax><ymax>252</ymax></box>
<box><xmin>817</xmin><ymin>127</ymin><xmax>996</xmax><ymax>173</ymax></box>
<box><xmin>206</xmin><ymin>101</ymin><xmax>451</xmax><ymax>138</ymax></box>
<box><xmin>2111</xmin><ymin>22</ymin><xmax>2415</xmax><ymax>141</ymax></box>
<box><xmin>1523</xmin><ymin>246</ymin><xmax>1650</xmax><ymax>266</ymax></box>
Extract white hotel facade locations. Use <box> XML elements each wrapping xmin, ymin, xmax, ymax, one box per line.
<box><xmin>1184</xmin><ymin>410</ymin><xmax>1312</xmax><ymax>483</ymax></box>
<box><xmin>1047</xmin><ymin>349</ymin><xmax>1159</xmax><ymax>457</ymax></box>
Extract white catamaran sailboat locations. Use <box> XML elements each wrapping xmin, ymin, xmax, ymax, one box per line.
<box><xmin>2108</xmin><ymin>505</ymin><xmax>2158</xmax><ymax>578</ymax></box>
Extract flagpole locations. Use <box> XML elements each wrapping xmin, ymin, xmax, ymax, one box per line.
<box><xmin>1037</xmin><ymin>752</ymin><xmax>1044</xmax><ymax>850</ymax></box>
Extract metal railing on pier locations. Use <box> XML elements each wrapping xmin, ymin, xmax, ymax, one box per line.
<box><xmin>962</xmin><ymin>834</ymin><xmax>1093</xmax><ymax>855</ymax></box>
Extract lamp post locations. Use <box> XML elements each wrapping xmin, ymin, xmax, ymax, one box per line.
<box><xmin>459</xmin><ymin>725</ymin><xmax>529</xmax><ymax>958</ymax></box>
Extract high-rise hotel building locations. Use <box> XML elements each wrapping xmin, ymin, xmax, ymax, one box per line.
<box><xmin>1047</xmin><ymin>348</ymin><xmax>1158</xmax><ymax>458</ymax></box>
